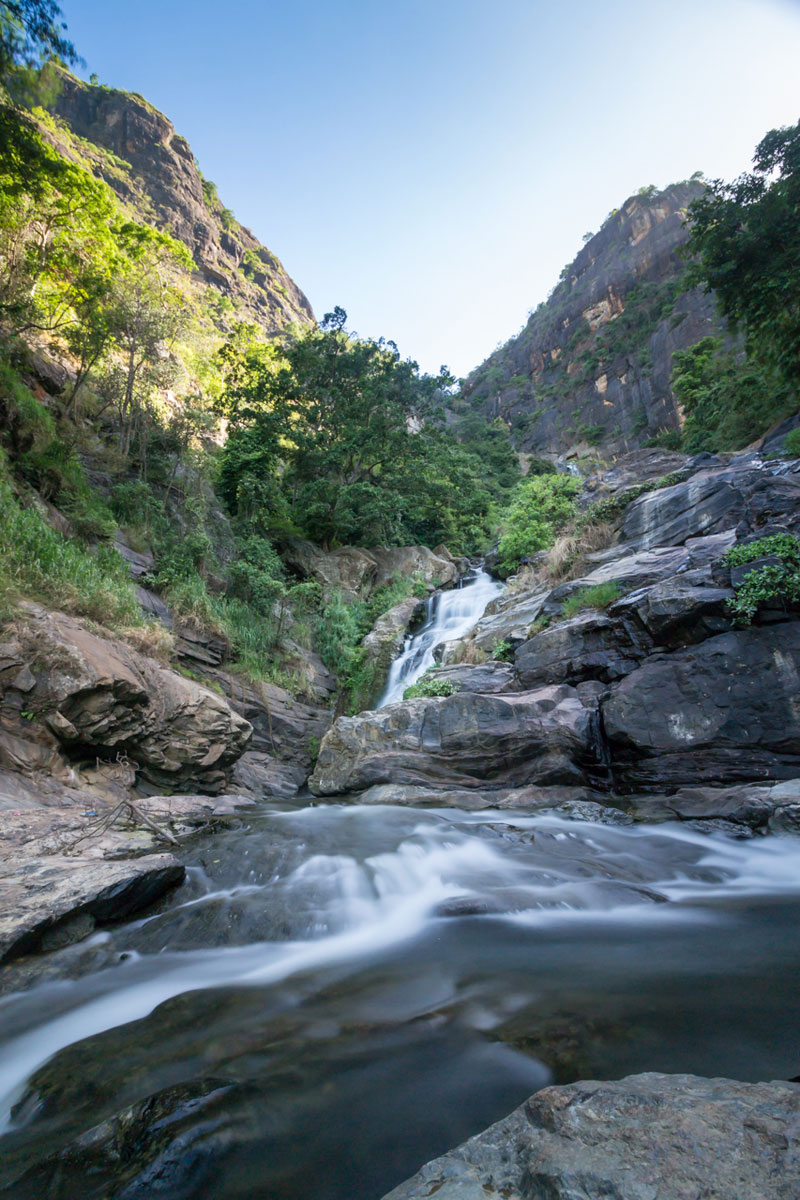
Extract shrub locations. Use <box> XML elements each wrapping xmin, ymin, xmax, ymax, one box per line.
<box><xmin>561</xmin><ymin>580</ymin><xmax>620</xmax><ymax>618</ymax></box>
<box><xmin>722</xmin><ymin>534</ymin><xmax>800</xmax><ymax>623</ymax></box>
<box><xmin>403</xmin><ymin>672</ymin><xmax>459</xmax><ymax>700</ymax></box>
<box><xmin>497</xmin><ymin>474</ymin><xmax>581</xmax><ymax>571</ymax></box>
<box><xmin>492</xmin><ymin>639</ymin><xmax>513</xmax><ymax>661</ymax></box>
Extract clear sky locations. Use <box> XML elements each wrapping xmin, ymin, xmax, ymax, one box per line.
<box><xmin>59</xmin><ymin>0</ymin><xmax>800</xmax><ymax>378</ymax></box>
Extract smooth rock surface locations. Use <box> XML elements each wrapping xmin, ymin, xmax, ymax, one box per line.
<box><xmin>515</xmin><ymin>611</ymin><xmax>648</xmax><ymax>687</ymax></box>
<box><xmin>381</xmin><ymin>1073</ymin><xmax>800</xmax><ymax>1200</ymax></box>
<box><xmin>310</xmin><ymin>687</ymin><xmax>597</xmax><ymax>794</ymax></box>
<box><xmin>603</xmin><ymin>622</ymin><xmax>800</xmax><ymax>788</ymax></box>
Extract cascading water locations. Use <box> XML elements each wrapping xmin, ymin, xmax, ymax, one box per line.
<box><xmin>378</xmin><ymin>566</ymin><xmax>502</xmax><ymax>706</ymax></box>
<box><xmin>1</xmin><ymin>804</ymin><xmax>799</xmax><ymax>1199</ymax></box>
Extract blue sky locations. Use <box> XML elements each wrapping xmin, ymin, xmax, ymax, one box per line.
<box><xmin>60</xmin><ymin>0</ymin><xmax>800</xmax><ymax>377</ymax></box>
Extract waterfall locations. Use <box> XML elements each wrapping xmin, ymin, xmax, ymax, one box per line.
<box><xmin>377</xmin><ymin>567</ymin><xmax>502</xmax><ymax>706</ymax></box>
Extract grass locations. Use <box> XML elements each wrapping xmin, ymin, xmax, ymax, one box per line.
<box><xmin>0</xmin><ymin>476</ymin><xmax>144</xmax><ymax>629</ymax></box>
<box><xmin>561</xmin><ymin>580</ymin><xmax>620</xmax><ymax>618</ymax></box>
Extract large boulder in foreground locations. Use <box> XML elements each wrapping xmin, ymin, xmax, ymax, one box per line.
<box><xmin>603</xmin><ymin>621</ymin><xmax>800</xmax><ymax>789</ymax></box>
<box><xmin>309</xmin><ymin>686</ymin><xmax>596</xmax><ymax>794</ymax></box>
<box><xmin>381</xmin><ymin>1073</ymin><xmax>800</xmax><ymax>1200</ymax></box>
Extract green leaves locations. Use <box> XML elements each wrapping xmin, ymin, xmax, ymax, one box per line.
<box><xmin>218</xmin><ymin>311</ymin><xmax>502</xmax><ymax>554</ymax></box>
<box><xmin>686</xmin><ymin>121</ymin><xmax>800</xmax><ymax>396</ymax></box>
<box><xmin>496</xmin><ymin>473</ymin><xmax>581</xmax><ymax>572</ymax></box>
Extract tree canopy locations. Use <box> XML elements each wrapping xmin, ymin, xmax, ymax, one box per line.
<box><xmin>686</xmin><ymin>121</ymin><xmax>800</xmax><ymax>391</ymax></box>
<box><xmin>218</xmin><ymin>310</ymin><xmax>516</xmax><ymax>552</ymax></box>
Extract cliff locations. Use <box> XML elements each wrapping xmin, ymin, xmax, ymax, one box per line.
<box><xmin>44</xmin><ymin>70</ymin><xmax>314</xmax><ymax>335</ymax></box>
<box><xmin>461</xmin><ymin>182</ymin><xmax>723</xmax><ymax>458</ymax></box>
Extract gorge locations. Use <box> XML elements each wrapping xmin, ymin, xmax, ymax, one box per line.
<box><xmin>1</xmin><ymin>13</ymin><xmax>799</xmax><ymax>1197</ymax></box>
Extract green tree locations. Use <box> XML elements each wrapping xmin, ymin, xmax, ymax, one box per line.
<box><xmin>496</xmin><ymin>473</ymin><xmax>581</xmax><ymax>571</ymax></box>
<box><xmin>671</xmin><ymin>336</ymin><xmax>791</xmax><ymax>453</ymax></box>
<box><xmin>686</xmin><ymin>121</ymin><xmax>800</xmax><ymax>391</ymax></box>
<box><xmin>219</xmin><ymin>309</ymin><xmax>494</xmax><ymax>551</ymax></box>
<box><xmin>0</xmin><ymin>1</ymin><xmax>75</xmax><ymax>79</ymax></box>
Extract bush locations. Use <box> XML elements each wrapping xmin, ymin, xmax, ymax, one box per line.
<box><xmin>722</xmin><ymin>534</ymin><xmax>800</xmax><ymax>623</ymax></box>
<box><xmin>496</xmin><ymin>474</ymin><xmax>581</xmax><ymax>571</ymax></box>
<box><xmin>561</xmin><ymin>580</ymin><xmax>620</xmax><ymax>618</ymax></box>
<box><xmin>492</xmin><ymin>639</ymin><xmax>513</xmax><ymax>661</ymax></box>
<box><xmin>783</xmin><ymin>428</ymin><xmax>800</xmax><ymax>457</ymax></box>
<box><xmin>403</xmin><ymin>672</ymin><xmax>459</xmax><ymax>700</ymax></box>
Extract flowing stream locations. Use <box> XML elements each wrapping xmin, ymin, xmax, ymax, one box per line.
<box><xmin>1</xmin><ymin>804</ymin><xmax>799</xmax><ymax>1199</ymax></box>
<box><xmin>378</xmin><ymin>567</ymin><xmax>502</xmax><ymax>706</ymax></box>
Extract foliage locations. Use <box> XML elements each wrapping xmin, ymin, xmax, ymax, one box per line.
<box><xmin>671</xmin><ymin>337</ymin><xmax>791</xmax><ymax>453</ymax></box>
<box><xmin>0</xmin><ymin>474</ymin><xmax>142</xmax><ymax>626</ymax></box>
<box><xmin>491</xmin><ymin>639</ymin><xmax>513</xmax><ymax>662</ymax></box>
<box><xmin>783</xmin><ymin>428</ymin><xmax>800</xmax><ymax>457</ymax></box>
<box><xmin>561</xmin><ymin>580</ymin><xmax>620</xmax><ymax>618</ymax></box>
<box><xmin>218</xmin><ymin>308</ymin><xmax>499</xmax><ymax>553</ymax></box>
<box><xmin>686</xmin><ymin>121</ymin><xmax>800</xmax><ymax>393</ymax></box>
<box><xmin>721</xmin><ymin>533</ymin><xmax>800</xmax><ymax>568</ymax></box>
<box><xmin>496</xmin><ymin>473</ymin><xmax>581</xmax><ymax>571</ymax></box>
<box><xmin>402</xmin><ymin>671</ymin><xmax>459</xmax><ymax>700</ymax></box>
<box><xmin>721</xmin><ymin>535</ymin><xmax>800</xmax><ymax>623</ymax></box>
<box><xmin>727</xmin><ymin>564</ymin><xmax>800</xmax><ymax>623</ymax></box>
<box><xmin>0</xmin><ymin>1</ymin><xmax>76</xmax><ymax>80</ymax></box>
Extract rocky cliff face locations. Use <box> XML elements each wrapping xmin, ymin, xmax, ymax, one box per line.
<box><xmin>461</xmin><ymin>182</ymin><xmax>723</xmax><ymax>458</ymax></box>
<box><xmin>46</xmin><ymin>71</ymin><xmax>314</xmax><ymax>334</ymax></box>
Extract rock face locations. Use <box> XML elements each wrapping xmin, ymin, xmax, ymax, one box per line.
<box><xmin>309</xmin><ymin>686</ymin><xmax>597</xmax><ymax>794</ymax></box>
<box><xmin>47</xmin><ymin>70</ymin><xmax>313</xmax><ymax>334</ymax></box>
<box><xmin>0</xmin><ymin>605</ymin><xmax>252</xmax><ymax>794</ymax></box>
<box><xmin>461</xmin><ymin>182</ymin><xmax>723</xmax><ymax>457</ymax></box>
<box><xmin>603</xmin><ymin>623</ymin><xmax>800</xmax><ymax>788</ymax></box>
<box><xmin>381</xmin><ymin>1073</ymin><xmax>800</xmax><ymax>1200</ymax></box>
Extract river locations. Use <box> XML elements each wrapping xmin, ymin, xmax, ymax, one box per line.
<box><xmin>1</xmin><ymin>804</ymin><xmax>799</xmax><ymax>1198</ymax></box>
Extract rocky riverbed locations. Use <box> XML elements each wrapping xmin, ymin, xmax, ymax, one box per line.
<box><xmin>1</xmin><ymin>448</ymin><xmax>799</xmax><ymax>1197</ymax></box>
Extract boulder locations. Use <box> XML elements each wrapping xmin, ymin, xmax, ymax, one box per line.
<box><xmin>380</xmin><ymin>1073</ymin><xmax>800</xmax><ymax>1200</ymax></box>
<box><xmin>282</xmin><ymin>541</ymin><xmax>460</xmax><ymax>602</ymax></box>
<box><xmin>540</xmin><ymin>545</ymin><xmax>691</xmax><ymax>620</ymax></box>
<box><xmin>616</xmin><ymin>571</ymin><xmax>734</xmax><ymax>647</ymax></box>
<box><xmin>623</xmin><ymin>778</ymin><xmax>800</xmax><ymax>828</ymax></box>
<box><xmin>603</xmin><ymin>622</ymin><xmax>800</xmax><ymax>789</ymax></box>
<box><xmin>0</xmin><ymin>853</ymin><xmax>184</xmax><ymax>962</ymax></box>
<box><xmin>356</xmin><ymin>783</ymin><xmax>604</xmax><ymax>811</ymax></box>
<box><xmin>515</xmin><ymin>611</ymin><xmax>648</xmax><ymax>687</ymax></box>
<box><xmin>2</xmin><ymin>607</ymin><xmax>252</xmax><ymax>793</ymax></box>
<box><xmin>422</xmin><ymin>662</ymin><xmax>519</xmax><ymax>693</ymax></box>
<box><xmin>309</xmin><ymin>686</ymin><xmax>597</xmax><ymax>794</ymax></box>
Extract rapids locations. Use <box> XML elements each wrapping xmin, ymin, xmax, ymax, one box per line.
<box><xmin>1</xmin><ymin>803</ymin><xmax>799</xmax><ymax>1199</ymax></box>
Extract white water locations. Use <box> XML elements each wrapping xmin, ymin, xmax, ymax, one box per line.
<box><xmin>378</xmin><ymin>567</ymin><xmax>502</xmax><ymax>705</ymax></box>
<box><xmin>2</xmin><ymin>806</ymin><xmax>800</xmax><ymax>1133</ymax></box>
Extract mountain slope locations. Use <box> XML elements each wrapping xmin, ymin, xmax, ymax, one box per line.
<box><xmin>44</xmin><ymin>69</ymin><xmax>313</xmax><ymax>335</ymax></box>
<box><xmin>461</xmin><ymin>182</ymin><xmax>724</xmax><ymax>458</ymax></box>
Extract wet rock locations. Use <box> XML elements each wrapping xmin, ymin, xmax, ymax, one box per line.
<box><xmin>0</xmin><ymin>853</ymin><xmax>184</xmax><ymax>962</ymax></box>
<box><xmin>355</xmin><ymin>783</ymin><xmax>604</xmax><ymax>811</ymax></box>
<box><xmin>310</xmin><ymin>687</ymin><xmax>596</xmax><ymax>795</ymax></box>
<box><xmin>603</xmin><ymin>623</ymin><xmax>800</xmax><ymax>789</ymax></box>
<box><xmin>230</xmin><ymin>750</ymin><xmax>306</xmax><ymax>799</ymax></box>
<box><xmin>381</xmin><ymin>1073</ymin><xmax>800</xmax><ymax>1200</ymax></box>
<box><xmin>515</xmin><ymin>611</ymin><xmax>648</xmax><ymax>687</ymax></box>
<box><xmin>463</xmin><ymin>588</ymin><xmax>549</xmax><ymax>656</ymax></box>
<box><xmin>769</xmin><ymin>804</ymin><xmax>800</xmax><ymax>835</ymax></box>
<box><xmin>623</xmin><ymin>779</ymin><xmax>800</xmax><ymax>828</ymax></box>
<box><xmin>549</xmin><ymin>799</ymin><xmax>633</xmax><ymax>825</ymax></box>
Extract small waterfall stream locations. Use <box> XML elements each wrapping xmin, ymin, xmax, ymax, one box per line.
<box><xmin>378</xmin><ymin>567</ymin><xmax>502</xmax><ymax>706</ymax></box>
